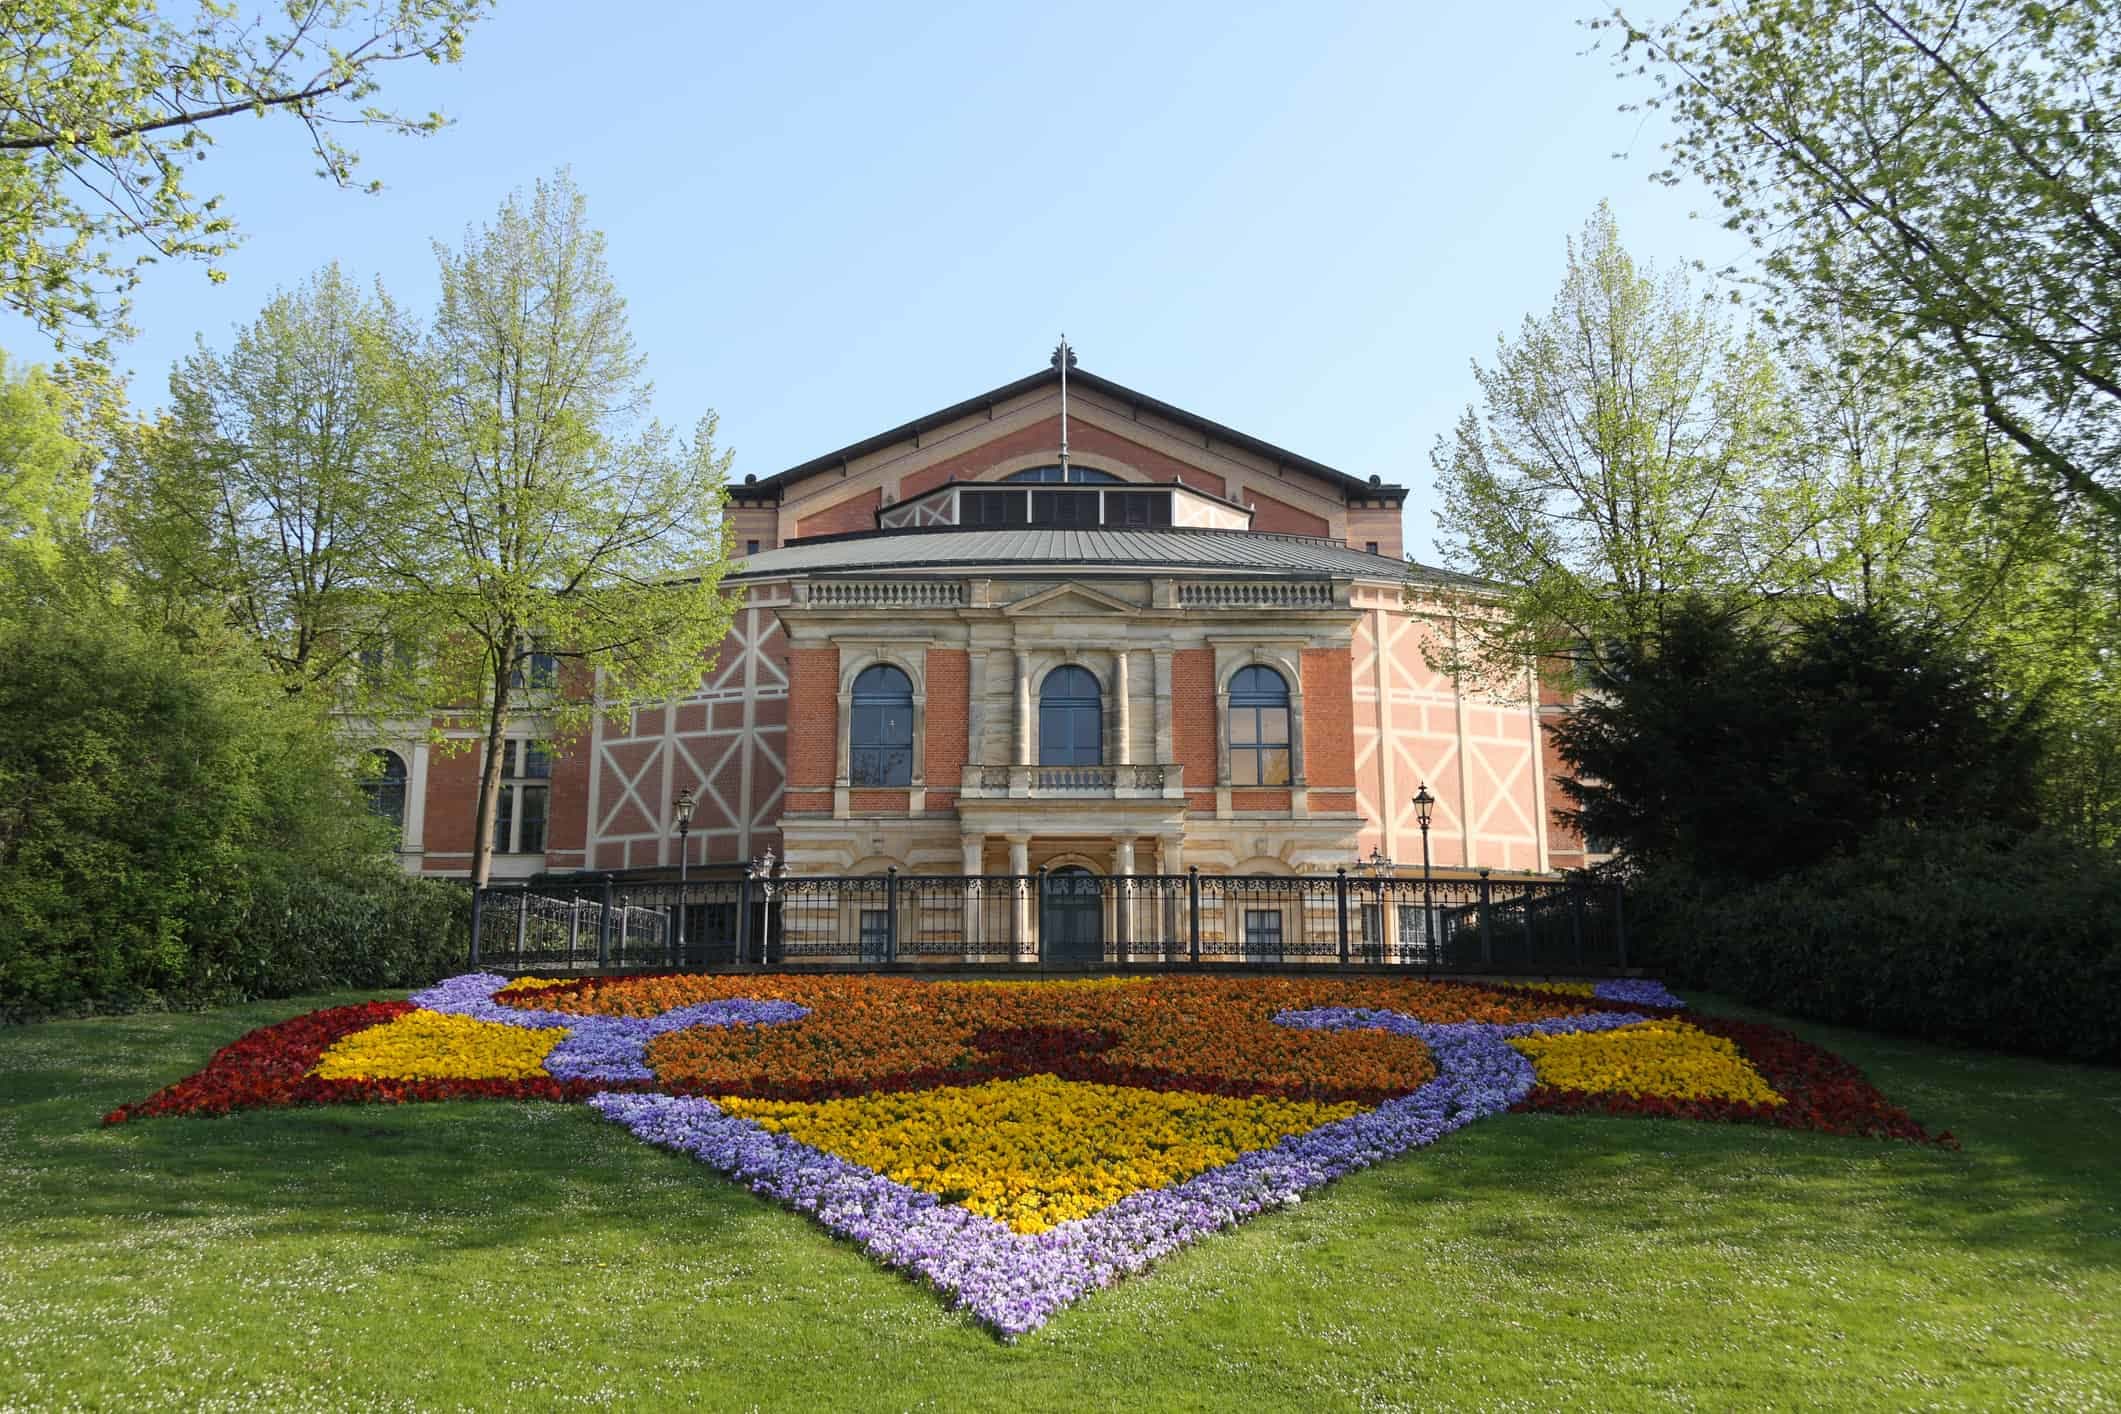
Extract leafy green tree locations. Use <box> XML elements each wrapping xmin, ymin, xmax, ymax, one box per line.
<box><xmin>107</xmin><ymin>265</ymin><xmax>417</xmax><ymax>692</ymax></box>
<box><xmin>1923</xmin><ymin>443</ymin><xmax>2121</xmax><ymax>851</ymax></box>
<box><xmin>1752</xmin><ymin>331</ymin><xmax>1944</xmax><ymax>613</ymax></box>
<box><xmin>0</xmin><ymin>0</ymin><xmax>485</xmax><ymax>355</ymax></box>
<box><xmin>1429</xmin><ymin>204</ymin><xmax>1785</xmax><ymax>687</ymax></box>
<box><xmin>1552</xmin><ymin>597</ymin><xmax>2047</xmax><ymax>883</ymax></box>
<box><xmin>0</xmin><ymin>351</ymin><xmax>91</xmax><ymax>565</ymax></box>
<box><xmin>380</xmin><ymin>171</ymin><xmax>740</xmax><ymax>885</ymax></box>
<box><xmin>1604</xmin><ymin>0</ymin><xmax>2121</xmax><ymax>526</ymax></box>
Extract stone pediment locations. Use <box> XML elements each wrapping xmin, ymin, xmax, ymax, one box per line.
<box><xmin>999</xmin><ymin>582</ymin><xmax>1140</xmax><ymax>617</ymax></box>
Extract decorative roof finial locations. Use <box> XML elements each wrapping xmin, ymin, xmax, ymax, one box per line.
<box><xmin>1054</xmin><ymin>335</ymin><xmax>1072</xmax><ymax>472</ymax></box>
<box><xmin>1049</xmin><ymin>339</ymin><xmax>1077</xmax><ymax>370</ymax></box>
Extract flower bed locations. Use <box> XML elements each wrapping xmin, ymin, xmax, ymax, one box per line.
<box><xmin>105</xmin><ymin>971</ymin><xmax>1947</xmax><ymax>1333</ymax></box>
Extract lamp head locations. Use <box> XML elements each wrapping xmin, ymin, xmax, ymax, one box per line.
<box><xmin>1412</xmin><ymin>783</ymin><xmax>1436</xmax><ymax>830</ymax></box>
<box><xmin>674</xmin><ymin>787</ymin><xmax>696</xmax><ymax>830</ymax></box>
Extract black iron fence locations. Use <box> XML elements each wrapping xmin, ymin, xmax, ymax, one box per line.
<box><xmin>468</xmin><ymin>870</ymin><xmax>1628</xmax><ymax>974</ymax></box>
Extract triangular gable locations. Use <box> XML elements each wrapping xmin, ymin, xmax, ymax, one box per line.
<box><xmin>1000</xmin><ymin>582</ymin><xmax>1139</xmax><ymax>617</ymax></box>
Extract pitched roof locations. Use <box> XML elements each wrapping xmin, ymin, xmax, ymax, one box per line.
<box><xmin>727</xmin><ymin>525</ymin><xmax>1485</xmax><ymax>587</ymax></box>
<box><xmin>731</xmin><ymin>364</ymin><xmax>1408</xmax><ymax>506</ymax></box>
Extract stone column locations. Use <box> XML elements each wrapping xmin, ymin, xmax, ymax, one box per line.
<box><xmin>1113</xmin><ymin>837</ymin><xmax>1137</xmax><ymax>964</ymax></box>
<box><xmin>1114</xmin><ymin>650</ymin><xmax>1133</xmax><ymax>767</ymax></box>
<box><xmin>1158</xmin><ymin>834</ymin><xmax>1185</xmax><ymax>963</ymax></box>
<box><xmin>1015</xmin><ymin>650</ymin><xmax>1033</xmax><ymax>766</ymax></box>
<box><xmin>1008</xmin><ymin>834</ymin><xmax>1032</xmax><ymax>961</ymax></box>
<box><xmin>961</xmin><ymin>834</ymin><xmax>985</xmax><ymax>961</ymax></box>
<box><xmin>1152</xmin><ymin>649</ymin><xmax>1174</xmax><ymax>767</ymax></box>
<box><xmin>966</xmin><ymin>648</ymin><xmax>989</xmax><ymax>769</ymax></box>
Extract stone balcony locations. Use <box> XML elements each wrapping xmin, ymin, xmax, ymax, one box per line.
<box><xmin>957</xmin><ymin>762</ymin><xmax>1185</xmax><ymax>801</ymax></box>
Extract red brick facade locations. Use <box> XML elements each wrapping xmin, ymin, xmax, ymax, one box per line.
<box><xmin>1300</xmin><ymin>648</ymin><xmax>1356</xmax><ymax>788</ymax></box>
<box><xmin>786</xmin><ymin>646</ymin><xmax>840</xmax><ymax>794</ymax></box>
<box><xmin>796</xmin><ymin>488</ymin><xmax>880</xmax><ymax>538</ymax></box>
<box><xmin>924</xmin><ymin>648</ymin><xmax>969</xmax><ymax>806</ymax></box>
<box><xmin>1246</xmin><ymin>489</ymin><xmax>1331</xmax><ymax>538</ymax></box>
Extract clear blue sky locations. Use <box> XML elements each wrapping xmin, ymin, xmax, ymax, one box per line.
<box><xmin>17</xmin><ymin>1</ymin><xmax>1749</xmax><ymax>561</ymax></box>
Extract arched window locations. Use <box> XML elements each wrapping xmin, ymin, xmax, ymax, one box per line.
<box><xmin>1039</xmin><ymin>665</ymin><xmax>1103</xmax><ymax>766</ymax></box>
<box><xmin>849</xmin><ymin>665</ymin><xmax>914</xmax><ymax>786</ymax></box>
<box><xmin>363</xmin><ymin>749</ymin><xmax>408</xmax><ymax>833</ymax></box>
<box><xmin>1228</xmin><ymin>666</ymin><xmax>1291</xmax><ymax>785</ymax></box>
<box><xmin>1004</xmin><ymin>464</ymin><xmax>1121</xmax><ymax>484</ymax></box>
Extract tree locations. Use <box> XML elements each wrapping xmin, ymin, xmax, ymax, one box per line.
<box><xmin>0</xmin><ymin>0</ymin><xmax>485</xmax><ymax>355</ymax></box>
<box><xmin>1751</xmin><ymin>330</ymin><xmax>1944</xmax><ymax>613</ymax></box>
<box><xmin>1551</xmin><ymin>597</ymin><xmax>2047</xmax><ymax>883</ymax></box>
<box><xmin>1429</xmin><ymin>203</ymin><xmax>1785</xmax><ymax>687</ymax></box>
<box><xmin>1604</xmin><ymin>0</ymin><xmax>2121</xmax><ymax>526</ymax></box>
<box><xmin>382</xmin><ymin>171</ymin><xmax>739</xmax><ymax>885</ymax></box>
<box><xmin>0</xmin><ymin>352</ymin><xmax>92</xmax><ymax>565</ymax></box>
<box><xmin>107</xmin><ymin>265</ymin><xmax>416</xmax><ymax>692</ymax></box>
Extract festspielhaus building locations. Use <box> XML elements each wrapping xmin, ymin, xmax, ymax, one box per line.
<box><xmin>372</xmin><ymin>358</ymin><xmax>1595</xmax><ymax>917</ymax></box>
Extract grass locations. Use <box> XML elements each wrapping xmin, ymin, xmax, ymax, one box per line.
<box><xmin>0</xmin><ymin>990</ymin><xmax>2115</xmax><ymax>1411</ymax></box>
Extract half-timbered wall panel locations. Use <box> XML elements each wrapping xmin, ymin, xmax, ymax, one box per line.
<box><xmin>588</xmin><ymin>591</ymin><xmax>790</xmax><ymax>872</ymax></box>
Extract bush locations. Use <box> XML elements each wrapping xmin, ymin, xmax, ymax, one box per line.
<box><xmin>1631</xmin><ymin>827</ymin><xmax>2121</xmax><ymax>1063</ymax></box>
<box><xmin>0</xmin><ymin>598</ymin><xmax>462</xmax><ymax>1021</ymax></box>
<box><xmin>230</xmin><ymin>868</ymin><xmax>469</xmax><ymax>999</ymax></box>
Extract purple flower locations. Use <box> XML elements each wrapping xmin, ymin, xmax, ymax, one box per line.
<box><xmin>1594</xmin><ymin>978</ymin><xmax>1686</xmax><ymax>1009</ymax></box>
<box><xmin>585</xmin><ymin>1007</ymin><xmax>1645</xmax><ymax>1337</ymax></box>
<box><xmin>412</xmin><ymin>973</ymin><xmax>808</xmax><ymax>1081</ymax></box>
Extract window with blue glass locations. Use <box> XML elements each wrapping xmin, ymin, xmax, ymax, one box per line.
<box><xmin>849</xmin><ymin>665</ymin><xmax>914</xmax><ymax>786</ymax></box>
<box><xmin>1228</xmin><ymin>665</ymin><xmax>1292</xmax><ymax>785</ymax></box>
<box><xmin>1003</xmin><ymin>464</ymin><xmax>1121</xmax><ymax>483</ymax></box>
<box><xmin>1038</xmin><ymin>665</ymin><xmax>1103</xmax><ymax>765</ymax></box>
<box><xmin>363</xmin><ymin>749</ymin><xmax>408</xmax><ymax>833</ymax></box>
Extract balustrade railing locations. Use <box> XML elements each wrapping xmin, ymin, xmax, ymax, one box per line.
<box><xmin>468</xmin><ymin>870</ymin><xmax>1628</xmax><ymax>974</ymax></box>
<box><xmin>805</xmin><ymin>580</ymin><xmax>964</xmax><ymax>609</ymax></box>
<box><xmin>960</xmin><ymin>763</ymin><xmax>1180</xmax><ymax>798</ymax></box>
<box><xmin>1177</xmin><ymin>580</ymin><xmax>1335</xmax><ymax>609</ymax></box>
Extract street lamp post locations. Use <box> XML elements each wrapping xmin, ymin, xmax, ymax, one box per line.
<box><xmin>1412</xmin><ymin>784</ymin><xmax>1437</xmax><ymax>961</ymax></box>
<box><xmin>672</xmin><ymin>787</ymin><xmax>695</xmax><ymax>965</ymax></box>
<box><xmin>1359</xmin><ymin>844</ymin><xmax>1393</xmax><ymax>963</ymax></box>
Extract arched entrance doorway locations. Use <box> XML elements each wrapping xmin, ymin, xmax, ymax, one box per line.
<box><xmin>1042</xmin><ymin>865</ymin><xmax>1104</xmax><ymax>964</ymax></box>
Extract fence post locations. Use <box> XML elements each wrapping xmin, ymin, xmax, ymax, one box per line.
<box><xmin>1187</xmin><ymin>866</ymin><xmax>1202</xmax><ymax>964</ymax></box>
<box><xmin>1614</xmin><ymin>878</ymin><xmax>1629</xmax><ymax>969</ymax></box>
<box><xmin>1477</xmin><ymin>873</ymin><xmax>1494</xmax><ymax>969</ymax></box>
<box><xmin>469</xmin><ymin>885</ymin><xmax>485</xmax><ymax>968</ymax></box>
<box><xmin>1570</xmin><ymin>879</ymin><xmax>1586</xmax><ymax>968</ymax></box>
<box><xmin>736</xmin><ymin>870</ymin><xmax>753</xmax><ymax>966</ymax></box>
<box><xmin>596</xmin><ymin>874</ymin><xmax>613</xmax><ymax>968</ymax></box>
<box><xmin>1335</xmin><ymin>868</ymin><xmax>1350</xmax><ymax>966</ymax></box>
<box><xmin>515</xmin><ymin>885</ymin><xmax>528</xmax><ymax>971</ymax></box>
<box><xmin>885</xmin><ymin>867</ymin><xmax>899</xmax><ymax>965</ymax></box>
<box><xmin>1519</xmin><ymin>885</ymin><xmax>1534</xmax><ymax>968</ymax></box>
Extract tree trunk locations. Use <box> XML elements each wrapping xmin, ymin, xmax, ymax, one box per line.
<box><xmin>470</xmin><ymin>660</ymin><xmax>513</xmax><ymax>886</ymax></box>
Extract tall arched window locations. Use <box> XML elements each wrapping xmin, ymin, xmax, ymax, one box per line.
<box><xmin>1228</xmin><ymin>666</ymin><xmax>1292</xmax><ymax>785</ymax></box>
<box><xmin>1039</xmin><ymin>665</ymin><xmax>1103</xmax><ymax>766</ymax></box>
<box><xmin>849</xmin><ymin>665</ymin><xmax>914</xmax><ymax>786</ymax></box>
<box><xmin>363</xmin><ymin>749</ymin><xmax>408</xmax><ymax>832</ymax></box>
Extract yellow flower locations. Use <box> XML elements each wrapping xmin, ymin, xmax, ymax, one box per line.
<box><xmin>1510</xmin><ymin>1021</ymin><xmax>1783</xmax><ymax>1106</ymax></box>
<box><xmin>311</xmin><ymin>1011</ymin><xmax>565</xmax><ymax>1081</ymax></box>
<box><xmin>718</xmin><ymin>1076</ymin><xmax>1366</xmax><ymax>1233</ymax></box>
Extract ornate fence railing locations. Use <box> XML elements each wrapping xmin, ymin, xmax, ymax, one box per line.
<box><xmin>467</xmin><ymin>870</ymin><xmax>1628</xmax><ymax>975</ymax></box>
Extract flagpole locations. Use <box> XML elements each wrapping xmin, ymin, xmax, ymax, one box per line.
<box><xmin>1057</xmin><ymin>334</ymin><xmax>1070</xmax><ymax>476</ymax></box>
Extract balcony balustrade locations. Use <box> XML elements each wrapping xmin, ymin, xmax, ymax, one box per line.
<box><xmin>959</xmin><ymin>763</ymin><xmax>1183</xmax><ymax>800</ymax></box>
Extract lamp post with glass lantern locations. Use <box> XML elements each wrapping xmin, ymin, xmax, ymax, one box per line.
<box><xmin>672</xmin><ymin>788</ymin><xmax>695</xmax><ymax>964</ymax></box>
<box><xmin>1412</xmin><ymin>784</ymin><xmax>1437</xmax><ymax>959</ymax></box>
<box><xmin>1359</xmin><ymin>844</ymin><xmax>1393</xmax><ymax>963</ymax></box>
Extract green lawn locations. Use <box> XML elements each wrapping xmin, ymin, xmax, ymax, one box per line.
<box><xmin>1</xmin><ymin>990</ymin><xmax>2115</xmax><ymax>1411</ymax></box>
